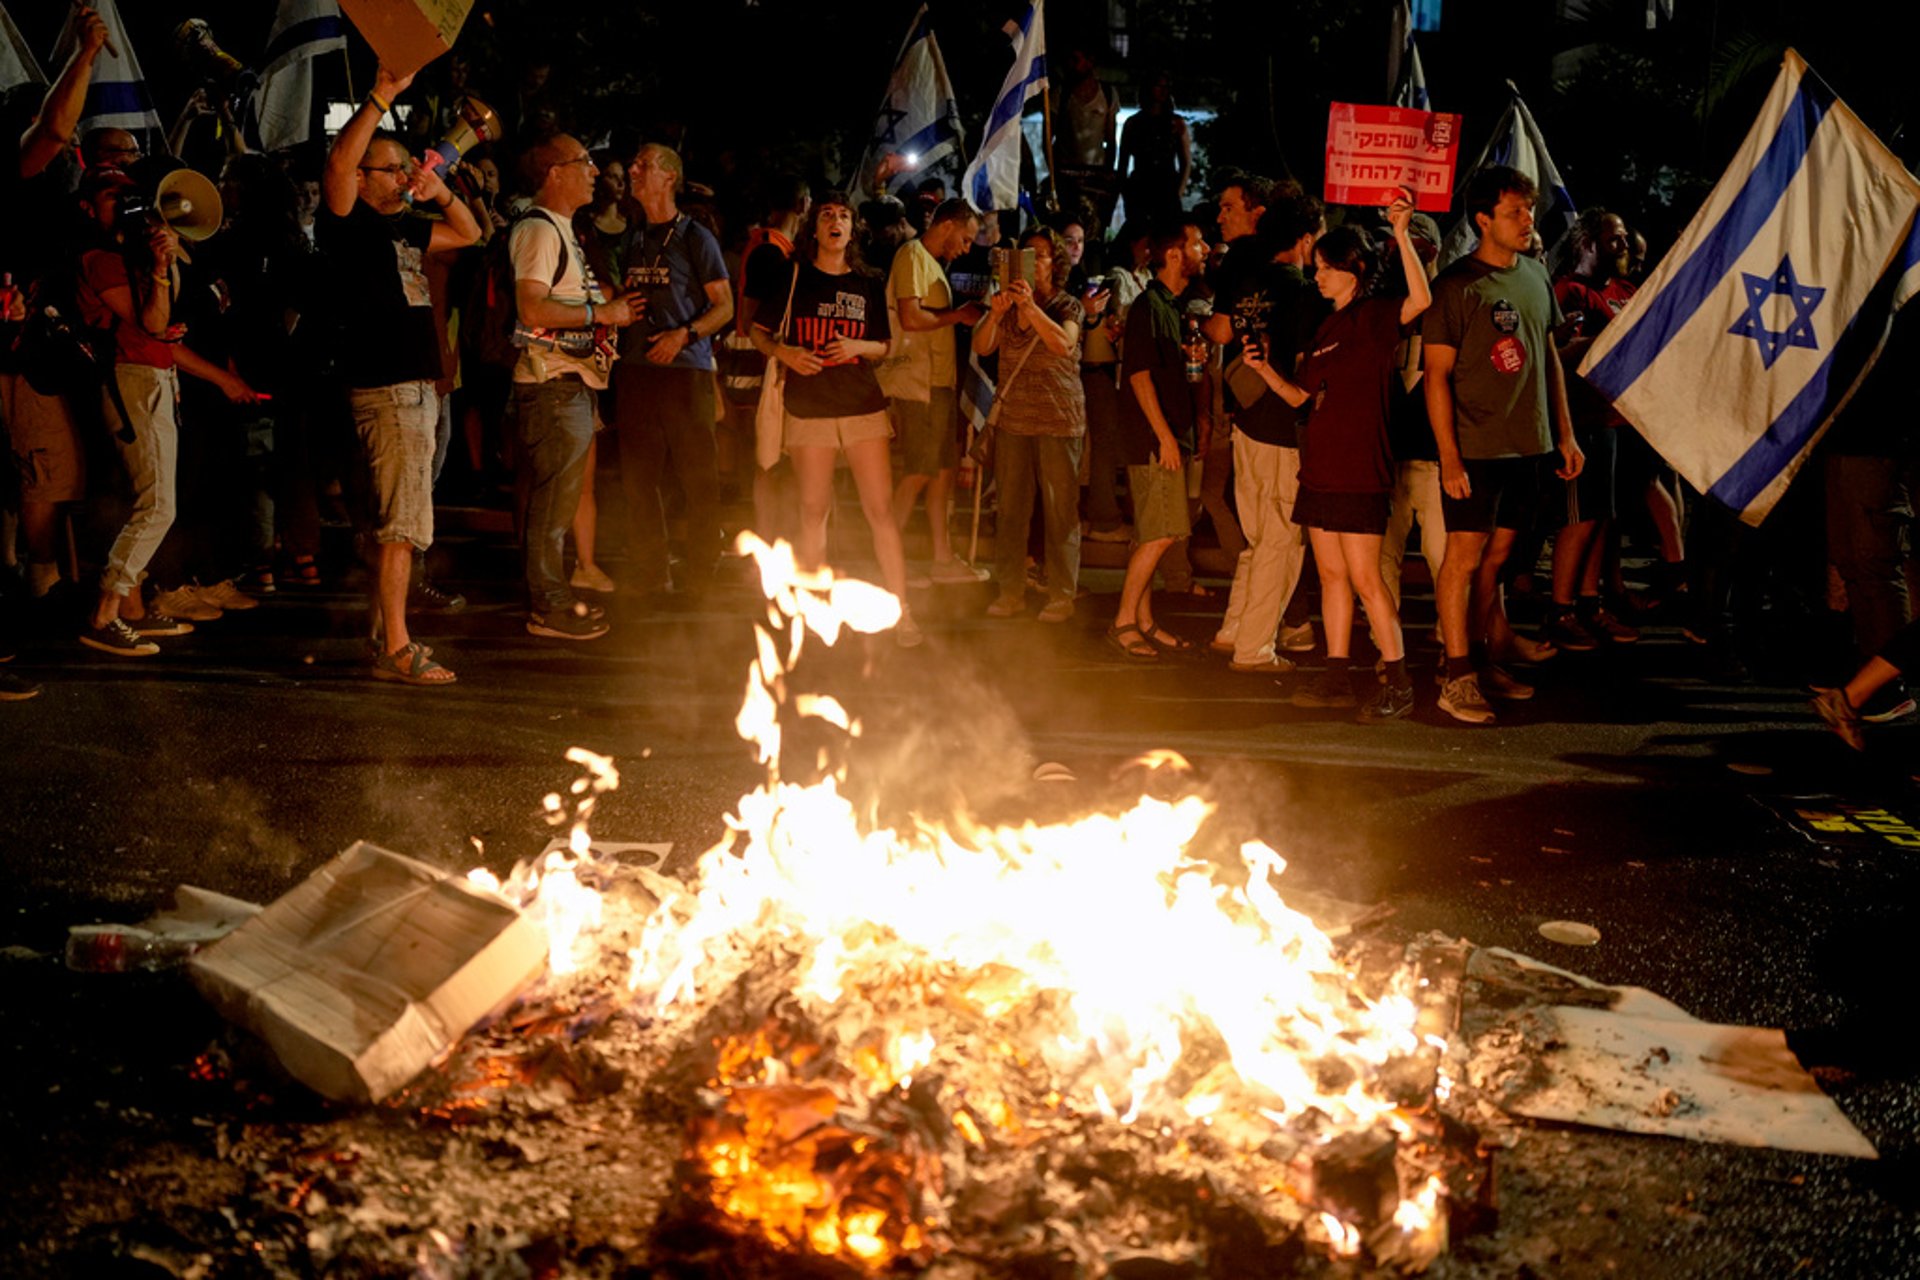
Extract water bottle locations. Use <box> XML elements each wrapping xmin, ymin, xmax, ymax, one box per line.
<box><xmin>65</xmin><ymin>924</ymin><xmax>201</xmax><ymax>973</ymax></box>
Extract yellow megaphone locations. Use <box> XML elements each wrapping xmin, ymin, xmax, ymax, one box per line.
<box><xmin>155</xmin><ymin>168</ymin><xmax>223</xmax><ymax>243</ymax></box>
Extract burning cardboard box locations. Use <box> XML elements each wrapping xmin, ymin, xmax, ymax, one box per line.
<box><xmin>189</xmin><ymin>842</ymin><xmax>547</xmax><ymax>1104</ymax></box>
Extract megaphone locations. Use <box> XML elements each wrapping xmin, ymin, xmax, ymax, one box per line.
<box><xmin>172</xmin><ymin>19</ymin><xmax>246</xmax><ymax>90</ymax></box>
<box><xmin>155</xmin><ymin>169</ymin><xmax>223</xmax><ymax>246</ymax></box>
<box><xmin>419</xmin><ymin>96</ymin><xmax>502</xmax><ymax>183</ymax></box>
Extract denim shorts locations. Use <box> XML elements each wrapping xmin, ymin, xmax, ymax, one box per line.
<box><xmin>349</xmin><ymin>381</ymin><xmax>438</xmax><ymax>550</ymax></box>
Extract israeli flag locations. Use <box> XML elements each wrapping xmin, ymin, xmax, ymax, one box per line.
<box><xmin>1388</xmin><ymin>0</ymin><xmax>1429</xmax><ymax>112</ymax></box>
<box><xmin>1435</xmin><ymin>86</ymin><xmax>1576</xmax><ymax>270</ymax></box>
<box><xmin>961</xmin><ymin>0</ymin><xmax>1047</xmax><ymax>213</ymax></box>
<box><xmin>960</xmin><ymin>346</ymin><xmax>995</xmax><ymax>436</ymax></box>
<box><xmin>853</xmin><ymin>6</ymin><xmax>966</xmax><ymax>201</ymax></box>
<box><xmin>49</xmin><ymin>0</ymin><xmax>161</xmax><ymax>135</ymax></box>
<box><xmin>2</xmin><ymin>2</ymin><xmax>44</xmax><ymax>94</ymax></box>
<box><xmin>1580</xmin><ymin>51</ymin><xmax>1920</xmax><ymax>525</ymax></box>
<box><xmin>254</xmin><ymin>0</ymin><xmax>347</xmax><ymax>151</ymax></box>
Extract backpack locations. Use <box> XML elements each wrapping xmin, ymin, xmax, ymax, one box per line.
<box><xmin>468</xmin><ymin>209</ymin><xmax>572</xmax><ymax>370</ymax></box>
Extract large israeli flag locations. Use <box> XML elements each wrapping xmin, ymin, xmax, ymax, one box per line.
<box><xmin>1435</xmin><ymin>86</ymin><xmax>1576</xmax><ymax>270</ymax></box>
<box><xmin>49</xmin><ymin>0</ymin><xmax>161</xmax><ymax>135</ymax></box>
<box><xmin>254</xmin><ymin>0</ymin><xmax>347</xmax><ymax>151</ymax></box>
<box><xmin>853</xmin><ymin>6</ymin><xmax>966</xmax><ymax>201</ymax></box>
<box><xmin>961</xmin><ymin>0</ymin><xmax>1046</xmax><ymax>213</ymax></box>
<box><xmin>1580</xmin><ymin>51</ymin><xmax>1920</xmax><ymax>526</ymax></box>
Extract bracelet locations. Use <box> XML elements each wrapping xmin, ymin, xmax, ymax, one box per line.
<box><xmin>367</xmin><ymin>91</ymin><xmax>392</xmax><ymax>116</ymax></box>
<box><xmin>584</xmin><ymin>301</ymin><xmax>595</xmax><ymax>327</ymax></box>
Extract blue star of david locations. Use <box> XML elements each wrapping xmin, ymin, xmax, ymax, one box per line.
<box><xmin>1727</xmin><ymin>256</ymin><xmax>1825</xmax><ymax>370</ymax></box>
<box><xmin>876</xmin><ymin>104</ymin><xmax>910</xmax><ymax>146</ymax></box>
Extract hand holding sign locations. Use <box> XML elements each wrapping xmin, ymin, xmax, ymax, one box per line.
<box><xmin>1325</xmin><ymin>104</ymin><xmax>1461</xmax><ymax>213</ymax></box>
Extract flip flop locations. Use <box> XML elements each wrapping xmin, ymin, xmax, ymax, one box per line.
<box><xmin>1106</xmin><ymin>624</ymin><xmax>1159</xmax><ymax>661</ymax></box>
<box><xmin>371</xmin><ymin>640</ymin><xmax>456</xmax><ymax>686</ymax></box>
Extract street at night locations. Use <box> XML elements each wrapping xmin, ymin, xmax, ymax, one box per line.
<box><xmin>2</xmin><ymin>509</ymin><xmax>1917</xmax><ymax>1275</ymax></box>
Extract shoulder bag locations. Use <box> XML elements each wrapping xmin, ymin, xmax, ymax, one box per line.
<box><xmin>754</xmin><ymin>262</ymin><xmax>801</xmax><ymax>471</ymax></box>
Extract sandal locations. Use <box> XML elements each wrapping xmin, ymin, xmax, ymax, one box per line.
<box><xmin>1106</xmin><ymin>624</ymin><xmax>1159</xmax><ymax>661</ymax></box>
<box><xmin>371</xmin><ymin>640</ymin><xmax>456</xmax><ymax>686</ymax></box>
<box><xmin>289</xmin><ymin>554</ymin><xmax>320</xmax><ymax>587</ymax></box>
<box><xmin>1145</xmin><ymin>625</ymin><xmax>1194</xmax><ymax>653</ymax></box>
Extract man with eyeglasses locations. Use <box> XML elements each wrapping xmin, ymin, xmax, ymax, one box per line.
<box><xmin>510</xmin><ymin>134</ymin><xmax>636</xmax><ymax>638</ymax></box>
<box><xmin>319</xmin><ymin>61</ymin><xmax>481</xmax><ymax>686</ymax></box>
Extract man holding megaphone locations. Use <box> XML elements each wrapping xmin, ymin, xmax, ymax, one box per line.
<box><xmin>319</xmin><ymin>60</ymin><xmax>482</xmax><ymax>687</ymax></box>
<box><xmin>74</xmin><ymin>167</ymin><xmax>260</xmax><ymax>658</ymax></box>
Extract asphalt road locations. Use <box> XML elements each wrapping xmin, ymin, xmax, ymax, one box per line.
<box><xmin>1</xmin><ymin>519</ymin><xmax>1916</xmax><ymax>1277</ymax></box>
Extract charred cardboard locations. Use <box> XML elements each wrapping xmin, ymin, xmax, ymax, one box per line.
<box><xmin>188</xmin><ymin>841</ymin><xmax>546</xmax><ymax>1103</ymax></box>
<box><xmin>338</xmin><ymin>0</ymin><xmax>475</xmax><ymax>80</ymax></box>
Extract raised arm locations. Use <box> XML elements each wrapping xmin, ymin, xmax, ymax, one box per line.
<box><xmin>20</xmin><ymin>6</ymin><xmax>110</xmax><ymax>177</ymax></box>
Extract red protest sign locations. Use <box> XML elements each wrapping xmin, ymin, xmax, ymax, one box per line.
<box><xmin>1324</xmin><ymin>103</ymin><xmax>1462</xmax><ymax>213</ymax></box>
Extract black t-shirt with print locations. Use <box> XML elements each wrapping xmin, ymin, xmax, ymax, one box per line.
<box><xmin>315</xmin><ymin>201</ymin><xmax>441</xmax><ymax>388</ymax></box>
<box><xmin>751</xmin><ymin>259</ymin><xmax>891</xmax><ymax>419</ymax></box>
<box><xmin>1295</xmin><ymin>296</ymin><xmax>1406</xmax><ymax>494</ymax></box>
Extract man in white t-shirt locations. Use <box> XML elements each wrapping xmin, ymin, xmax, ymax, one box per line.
<box><xmin>509</xmin><ymin>134</ymin><xmax>636</xmax><ymax>639</ymax></box>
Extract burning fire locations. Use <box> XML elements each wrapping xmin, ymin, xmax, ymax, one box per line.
<box><xmin>477</xmin><ymin>535</ymin><xmax>1448</xmax><ymax>1270</ymax></box>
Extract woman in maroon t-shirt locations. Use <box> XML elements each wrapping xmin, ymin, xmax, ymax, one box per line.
<box><xmin>1242</xmin><ymin>193</ymin><xmax>1430</xmax><ymax>719</ymax></box>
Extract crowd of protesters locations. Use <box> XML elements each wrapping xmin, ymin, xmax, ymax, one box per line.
<box><xmin>1</xmin><ymin>19</ymin><xmax>1911</xmax><ymax>744</ymax></box>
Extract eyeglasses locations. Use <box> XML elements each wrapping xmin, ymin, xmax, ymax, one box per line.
<box><xmin>555</xmin><ymin>156</ymin><xmax>594</xmax><ymax>169</ymax></box>
<box><xmin>358</xmin><ymin>163</ymin><xmax>410</xmax><ymax>177</ymax></box>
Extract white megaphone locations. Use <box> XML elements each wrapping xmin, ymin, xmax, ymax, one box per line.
<box><xmin>153</xmin><ymin>169</ymin><xmax>223</xmax><ymax>261</ymax></box>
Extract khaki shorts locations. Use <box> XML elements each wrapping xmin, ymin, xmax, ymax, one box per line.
<box><xmin>1127</xmin><ymin>462</ymin><xmax>1192</xmax><ymax>543</ymax></box>
<box><xmin>348</xmin><ymin>381</ymin><xmax>438</xmax><ymax>550</ymax></box>
<box><xmin>1</xmin><ymin>372</ymin><xmax>85</xmax><ymax>503</ymax></box>
<box><xmin>785</xmin><ymin>409</ymin><xmax>893</xmax><ymax>452</ymax></box>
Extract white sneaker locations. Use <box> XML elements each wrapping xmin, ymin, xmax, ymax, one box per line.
<box><xmin>929</xmin><ymin>558</ymin><xmax>989</xmax><ymax>584</ymax></box>
<box><xmin>1437</xmin><ymin>672</ymin><xmax>1496</xmax><ymax>724</ymax></box>
<box><xmin>152</xmin><ymin>586</ymin><xmax>222</xmax><ymax>621</ymax></box>
<box><xmin>1279</xmin><ymin>622</ymin><xmax>1317</xmax><ymax>652</ymax></box>
<box><xmin>192</xmin><ymin>579</ymin><xmax>260</xmax><ymax>611</ymax></box>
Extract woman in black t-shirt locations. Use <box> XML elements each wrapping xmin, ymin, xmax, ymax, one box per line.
<box><xmin>750</xmin><ymin>194</ymin><xmax>917</xmax><ymax>643</ymax></box>
<box><xmin>1243</xmin><ymin>195</ymin><xmax>1430</xmax><ymax>719</ymax></box>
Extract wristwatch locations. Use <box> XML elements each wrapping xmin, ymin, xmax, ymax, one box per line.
<box><xmin>684</xmin><ymin>323</ymin><xmax>699</xmax><ymax>344</ymax></box>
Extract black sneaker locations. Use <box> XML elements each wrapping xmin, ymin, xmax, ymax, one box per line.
<box><xmin>124</xmin><ymin>615</ymin><xmax>194</xmax><ymax>637</ymax></box>
<box><xmin>1356</xmin><ymin>679</ymin><xmax>1414</xmax><ymax>723</ymax></box>
<box><xmin>0</xmin><ymin>669</ymin><xmax>41</xmax><ymax>701</ymax></box>
<box><xmin>1292</xmin><ymin>668</ymin><xmax>1358</xmax><ymax>708</ymax></box>
<box><xmin>527</xmin><ymin>602</ymin><xmax>610</xmax><ymax>641</ymax></box>
<box><xmin>80</xmin><ymin>618</ymin><xmax>160</xmax><ymax>657</ymax></box>
<box><xmin>411</xmin><ymin>579</ymin><xmax>468</xmax><ymax>613</ymax></box>
<box><xmin>1542</xmin><ymin>610</ymin><xmax>1601</xmax><ymax>652</ymax></box>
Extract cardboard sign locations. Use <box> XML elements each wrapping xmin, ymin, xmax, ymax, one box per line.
<box><xmin>1324</xmin><ymin>103</ymin><xmax>1461</xmax><ymax>213</ymax></box>
<box><xmin>339</xmin><ymin>0</ymin><xmax>475</xmax><ymax>80</ymax></box>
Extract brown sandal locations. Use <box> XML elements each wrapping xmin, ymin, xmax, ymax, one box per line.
<box><xmin>371</xmin><ymin>641</ymin><xmax>456</xmax><ymax>686</ymax></box>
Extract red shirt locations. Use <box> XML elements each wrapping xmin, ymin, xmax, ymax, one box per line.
<box><xmin>1555</xmin><ymin>273</ymin><xmax>1636</xmax><ymax>429</ymax></box>
<box><xmin>79</xmin><ymin>250</ymin><xmax>176</xmax><ymax>369</ymax></box>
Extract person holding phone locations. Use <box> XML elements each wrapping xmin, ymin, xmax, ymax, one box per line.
<box><xmin>1240</xmin><ymin>191</ymin><xmax>1430</xmax><ymax>720</ymax></box>
<box><xmin>973</xmin><ymin>228</ymin><xmax>1086</xmax><ymax>621</ymax></box>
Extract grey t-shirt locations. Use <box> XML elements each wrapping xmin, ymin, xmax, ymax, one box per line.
<box><xmin>1422</xmin><ymin>254</ymin><xmax>1562</xmax><ymax>460</ymax></box>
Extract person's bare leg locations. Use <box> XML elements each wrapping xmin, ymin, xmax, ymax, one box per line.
<box><xmin>1844</xmin><ymin>656</ymin><xmax>1902</xmax><ymax>710</ymax></box>
<box><xmin>1311</xmin><ymin>527</ymin><xmax>1354</xmax><ymax>658</ymax></box>
<box><xmin>1551</xmin><ymin>519</ymin><xmax>1597</xmax><ymax>608</ymax></box>
<box><xmin>1343</xmin><ymin>532</ymin><xmax>1402</xmax><ymax>663</ymax></box>
<box><xmin>571</xmin><ymin>436</ymin><xmax>601</xmax><ymax>575</ymax></box>
<box><xmin>892</xmin><ymin>472</ymin><xmax>929</xmax><ymax>533</ymax></box>
<box><xmin>1118</xmin><ymin>536</ymin><xmax>1174</xmax><ymax>631</ymax></box>
<box><xmin>19</xmin><ymin>501</ymin><xmax>59</xmax><ymax>594</ymax></box>
<box><xmin>378</xmin><ymin>540</ymin><xmax>414</xmax><ymax>655</ymax></box>
<box><xmin>1475</xmin><ymin>528</ymin><xmax>1523</xmax><ymax>654</ymax></box>
<box><xmin>845</xmin><ymin>436</ymin><xmax>908</xmax><ymax>601</ymax></box>
<box><xmin>1438</xmin><ymin>530</ymin><xmax>1488</xmax><ymax>660</ymax></box>
<box><xmin>925</xmin><ymin>467</ymin><xmax>957</xmax><ymax>562</ymax></box>
<box><xmin>89</xmin><ymin>588</ymin><xmax>123</xmax><ymax>630</ymax></box>
<box><xmin>790</xmin><ymin>445</ymin><xmax>837</xmax><ymax>572</ymax></box>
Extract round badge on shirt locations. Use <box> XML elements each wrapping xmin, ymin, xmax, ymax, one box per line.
<box><xmin>1490</xmin><ymin>336</ymin><xmax>1527</xmax><ymax>374</ymax></box>
<box><xmin>1490</xmin><ymin>299</ymin><xmax>1520</xmax><ymax>333</ymax></box>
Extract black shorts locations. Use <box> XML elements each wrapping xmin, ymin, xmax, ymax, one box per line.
<box><xmin>1564</xmin><ymin>425</ymin><xmax>1617</xmax><ymax>524</ymax></box>
<box><xmin>1441</xmin><ymin>454</ymin><xmax>1549</xmax><ymax>535</ymax></box>
<box><xmin>1295</xmin><ymin>486</ymin><xmax>1390</xmax><ymax>535</ymax></box>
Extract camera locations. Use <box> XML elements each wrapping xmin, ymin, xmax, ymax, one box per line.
<box><xmin>990</xmin><ymin>246</ymin><xmax>1036</xmax><ymax>292</ymax></box>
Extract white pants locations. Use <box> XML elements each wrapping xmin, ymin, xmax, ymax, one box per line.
<box><xmin>1215</xmin><ymin>431</ymin><xmax>1304</xmax><ymax>664</ymax></box>
<box><xmin>100</xmin><ymin>364</ymin><xmax>180</xmax><ymax>597</ymax></box>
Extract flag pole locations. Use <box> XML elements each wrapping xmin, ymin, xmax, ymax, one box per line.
<box><xmin>1040</xmin><ymin>81</ymin><xmax>1059</xmax><ymax>214</ymax></box>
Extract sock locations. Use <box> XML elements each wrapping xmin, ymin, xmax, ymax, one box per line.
<box><xmin>1468</xmin><ymin>642</ymin><xmax>1489</xmax><ymax>670</ymax></box>
<box><xmin>1327</xmin><ymin>656</ymin><xmax>1352</xmax><ymax>674</ymax></box>
<box><xmin>1551</xmin><ymin>600</ymin><xmax>1577</xmax><ymax>620</ymax></box>
<box><xmin>27</xmin><ymin>561</ymin><xmax>59</xmax><ymax>598</ymax></box>
<box><xmin>1446</xmin><ymin>654</ymin><xmax>1474</xmax><ymax>681</ymax></box>
<box><xmin>1576</xmin><ymin>594</ymin><xmax>1602</xmax><ymax>619</ymax></box>
<box><xmin>1385</xmin><ymin>658</ymin><xmax>1411</xmax><ymax>690</ymax></box>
